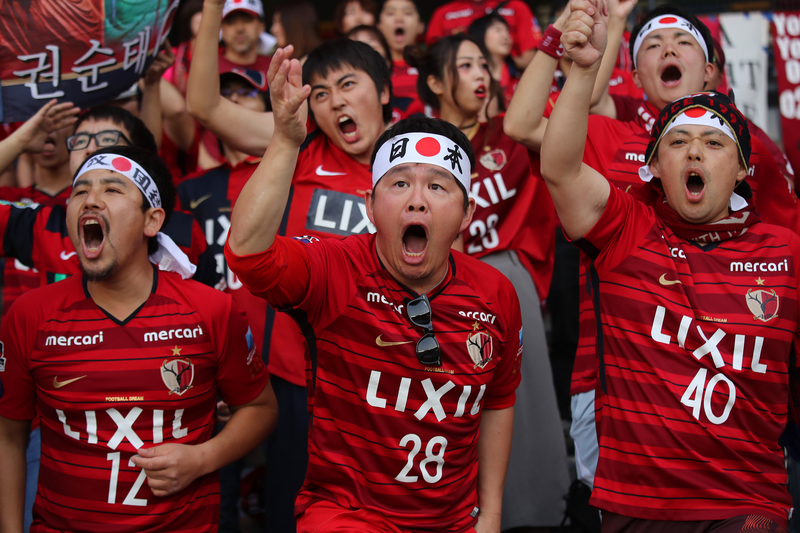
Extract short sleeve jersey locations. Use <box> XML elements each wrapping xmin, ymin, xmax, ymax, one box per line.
<box><xmin>568</xmin><ymin>100</ymin><xmax>800</xmax><ymax>395</ymax></box>
<box><xmin>575</xmin><ymin>185</ymin><xmax>800</xmax><ymax>526</ymax></box>
<box><xmin>0</xmin><ymin>271</ymin><xmax>268</xmax><ymax>532</ymax></box>
<box><xmin>264</xmin><ymin>132</ymin><xmax>374</xmax><ymax>387</ymax></box>
<box><xmin>391</xmin><ymin>60</ymin><xmax>424</xmax><ymax>124</ymax></box>
<box><xmin>0</xmin><ymin>186</ymin><xmax>70</xmax><ymax>315</ymax></box>
<box><xmin>465</xmin><ymin>117</ymin><xmax>556</xmax><ymax>300</ymax></box>
<box><xmin>425</xmin><ymin>0</ymin><xmax>541</xmax><ymax>57</ymax></box>
<box><xmin>280</xmin><ymin>233</ymin><xmax>522</xmax><ymax>531</ymax></box>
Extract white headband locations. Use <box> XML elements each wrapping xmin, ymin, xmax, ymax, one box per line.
<box><xmin>372</xmin><ymin>133</ymin><xmax>471</xmax><ymax>192</ymax></box>
<box><xmin>73</xmin><ymin>153</ymin><xmax>197</xmax><ymax>279</ymax></box>
<box><xmin>632</xmin><ymin>15</ymin><xmax>709</xmax><ymax>69</ymax></box>
<box><xmin>638</xmin><ymin>106</ymin><xmax>746</xmax><ymax>211</ymax></box>
<box><xmin>75</xmin><ymin>154</ymin><xmax>162</xmax><ymax>209</ymax></box>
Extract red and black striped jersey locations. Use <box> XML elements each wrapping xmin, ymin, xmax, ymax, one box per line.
<box><xmin>390</xmin><ymin>60</ymin><xmax>425</xmax><ymax>124</ymax></box>
<box><xmin>265</xmin><ymin>132</ymin><xmax>374</xmax><ymax>388</ymax></box>
<box><xmin>228</xmin><ymin>232</ymin><xmax>522</xmax><ymax>531</ymax></box>
<box><xmin>0</xmin><ymin>185</ymin><xmax>70</xmax><ymax>315</ymax></box>
<box><xmin>0</xmin><ymin>270</ymin><xmax>268</xmax><ymax>532</ymax></box>
<box><xmin>574</xmin><ymin>185</ymin><xmax>800</xmax><ymax>525</ymax></box>
<box><xmin>465</xmin><ymin>116</ymin><xmax>556</xmax><ymax>300</ymax></box>
<box><xmin>0</xmin><ymin>201</ymin><xmax>210</xmax><ymax>288</ymax></box>
<box><xmin>569</xmin><ymin>105</ymin><xmax>800</xmax><ymax>395</ymax></box>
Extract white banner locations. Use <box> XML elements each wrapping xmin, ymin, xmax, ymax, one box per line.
<box><xmin>719</xmin><ymin>12</ymin><xmax>770</xmax><ymax>130</ymax></box>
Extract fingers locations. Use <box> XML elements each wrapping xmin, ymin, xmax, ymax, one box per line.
<box><xmin>267</xmin><ymin>45</ymin><xmax>295</xmax><ymax>84</ymax></box>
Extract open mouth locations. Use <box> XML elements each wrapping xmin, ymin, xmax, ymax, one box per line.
<box><xmin>661</xmin><ymin>65</ymin><xmax>683</xmax><ymax>86</ymax></box>
<box><xmin>475</xmin><ymin>85</ymin><xmax>486</xmax><ymax>98</ymax></box>
<box><xmin>42</xmin><ymin>135</ymin><xmax>56</xmax><ymax>155</ymax></box>
<box><xmin>394</xmin><ymin>27</ymin><xmax>406</xmax><ymax>37</ymax></box>
<box><xmin>685</xmin><ymin>171</ymin><xmax>705</xmax><ymax>198</ymax></box>
<box><xmin>403</xmin><ymin>224</ymin><xmax>428</xmax><ymax>260</ymax></box>
<box><xmin>80</xmin><ymin>217</ymin><xmax>105</xmax><ymax>258</ymax></box>
<box><xmin>338</xmin><ymin>115</ymin><xmax>359</xmax><ymax>143</ymax></box>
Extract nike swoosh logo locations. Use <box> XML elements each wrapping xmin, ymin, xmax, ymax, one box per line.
<box><xmin>59</xmin><ymin>251</ymin><xmax>77</xmax><ymax>260</ymax></box>
<box><xmin>53</xmin><ymin>375</ymin><xmax>87</xmax><ymax>389</ymax></box>
<box><xmin>659</xmin><ymin>273</ymin><xmax>682</xmax><ymax>286</ymax></box>
<box><xmin>315</xmin><ymin>165</ymin><xmax>346</xmax><ymax>176</ymax></box>
<box><xmin>189</xmin><ymin>194</ymin><xmax>212</xmax><ymax>209</ymax></box>
<box><xmin>376</xmin><ymin>335</ymin><xmax>414</xmax><ymax>347</ymax></box>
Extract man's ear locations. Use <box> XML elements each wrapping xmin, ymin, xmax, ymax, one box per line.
<box><xmin>736</xmin><ymin>159</ymin><xmax>748</xmax><ymax>183</ymax></box>
<box><xmin>380</xmin><ymin>85</ymin><xmax>390</xmax><ymax>106</ymax></box>
<box><xmin>144</xmin><ymin>207</ymin><xmax>166</xmax><ymax>239</ymax></box>
<box><xmin>648</xmin><ymin>154</ymin><xmax>661</xmax><ymax>180</ymax></box>
<box><xmin>632</xmin><ymin>68</ymin><xmax>643</xmax><ymax>90</ymax></box>
<box><xmin>365</xmin><ymin>189</ymin><xmax>376</xmax><ymax>225</ymax></box>
<box><xmin>703</xmin><ymin>61</ymin><xmax>714</xmax><ymax>88</ymax></box>
<box><xmin>459</xmin><ymin>196</ymin><xmax>476</xmax><ymax>234</ymax></box>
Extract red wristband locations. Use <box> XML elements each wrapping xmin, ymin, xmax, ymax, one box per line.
<box><xmin>538</xmin><ymin>25</ymin><xmax>564</xmax><ymax>59</ymax></box>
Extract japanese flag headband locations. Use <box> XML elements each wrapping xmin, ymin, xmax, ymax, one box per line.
<box><xmin>372</xmin><ymin>133</ymin><xmax>472</xmax><ymax>191</ymax></box>
<box><xmin>75</xmin><ymin>153</ymin><xmax>161</xmax><ymax>209</ymax></box>
<box><xmin>632</xmin><ymin>14</ymin><xmax>709</xmax><ymax>68</ymax></box>
<box><xmin>73</xmin><ymin>153</ymin><xmax>197</xmax><ymax>279</ymax></box>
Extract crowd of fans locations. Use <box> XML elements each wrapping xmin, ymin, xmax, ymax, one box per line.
<box><xmin>0</xmin><ymin>0</ymin><xmax>799</xmax><ymax>532</ymax></box>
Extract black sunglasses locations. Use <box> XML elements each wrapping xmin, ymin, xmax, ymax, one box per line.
<box><xmin>406</xmin><ymin>294</ymin><xmax>442</xmax><ymax>367</ymax></box>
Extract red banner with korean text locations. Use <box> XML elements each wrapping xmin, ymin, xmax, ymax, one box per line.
<box><xmin>0</xmin><ymin>0</ymin><xmax>179</xmax><ymax>123</ymax></box>
<box><xmin>774</xmin><ymin>11</ymin><xmax>800</xmax><ymax>184</ymax></box>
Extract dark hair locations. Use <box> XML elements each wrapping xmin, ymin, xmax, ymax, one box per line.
<box><xmin>73</xmin><ymin>106</ymin><xmax>158</xmax><ymax>155</ymax></box>
<box><xmin>75</xmin><ymin>146</ymin><xmax>175</xmax><ymax>255</ymax></box>
<box><xmin>175</xmin><ymin>0</ymin><xmax>204</xmax><ymax>44</ymax></box>
<box><xmin>274</xmin><ymin>2</ymin><xmax>322</xmax><ymax>59</ymax></box>
<box><xmin>334</xmin><ymin>0</ymin><xmax>378</xmax><ymax>35</ymax></box>
<box><xmin>629</xmin><ymin>6</ymin><xmax>713</xmax><ymax>67</ymax></box>
<box><xmin>346</xmin><ymin>25</ymin><xmax>392</xmax><ymax>68</ymax></box>
<box><xmin>371</xmin><ymin>117</ymin><xmax>475</xmax><ymax>211</ymax></box>
<box><xmin>379</xmin><ymin>0</ymin><xmax>421</xmax><ymax>14</ymax></box>
<box><xmin>467</xmin><ymin>13</ymin><xmax>510</xmax><ymax>53</ymax></box>
<box><xmin>303</xmin><ymin>39</ymin><xmax>393</xmax><ymax>124</ymax></box>
<box><xmin>407</xmin><ymin>34</ymin><xmax>502</xmax><ymax>112</ymax></box>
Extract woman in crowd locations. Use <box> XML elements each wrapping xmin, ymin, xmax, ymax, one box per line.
<box><xmin>408</xmin><ymin>33</ymin><xmax>570</xmax><ymax>531</ymax></box>
<box><xmin>271</xmin><ymin>1</ymin><xmax>322</xmax><ymax>62</ymax></box>
<box><xmin>334</xmin><ymin>0</ymin><xmax>378</xmax><ymax>35</ymax></box>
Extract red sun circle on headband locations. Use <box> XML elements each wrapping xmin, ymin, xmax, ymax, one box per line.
<box><xmin>112</xmin><ymin>157</ymin><xmax>132</xmax><ymax>172</ymax></box>
<box><xmin>658</xmin><ymin>16</ymin><xmax>678</xmax><ymax>24</ymax></box>
<box><xmin>684</xmin><ymin>107</ymin><xmax>707</xmax><ymax>118</ymax></box>
<box><xmin>415</xmin><ymin>137</ymin><xmax>441</xmax><ymax>157</ymax></box>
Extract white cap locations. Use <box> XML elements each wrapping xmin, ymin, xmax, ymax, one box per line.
<box><xmin>222</xmin><ymin>0</ymin><xmax>264</xmax><ymax>20</ymax></box>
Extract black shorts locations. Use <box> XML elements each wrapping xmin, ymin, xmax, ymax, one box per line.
<box><xmin>601</xmin><ymin>512</ymin><xmax>787</xmax><ymax>533</ymax></box>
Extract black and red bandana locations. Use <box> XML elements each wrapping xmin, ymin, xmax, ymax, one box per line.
<box><xmin>644</xmin><ymin>92</ymin><xmax>751</xmax><ymax>169</ymax></box>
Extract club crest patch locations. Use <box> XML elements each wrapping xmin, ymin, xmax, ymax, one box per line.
<box><xmin>479</xmin><ymin>148</ymin><xmax>507</xmax><ymax>172</ymax></box>
<box><xmin>746</xmin><ymin>288</ymin><xmax>779</xmax><ymax>322</ymax></box>
<box><xmin>466</xmin><ymin>330</ymin><xmax>493</xmax><ymax>368</ymax></box>
<box><xmin>161</xmin><ymin>359</ymin><xmax>194</xmax><ymax>395</ymax></box>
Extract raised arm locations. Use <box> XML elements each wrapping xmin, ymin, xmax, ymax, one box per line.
<box><xmin>587</xmin><ymin>0</ymin><xmax>637</xmax><ymax>118</ymax></box>
<box><xmin>227</xmin><ymin>46</ymin><xmax>311</xmax><ymax>255</ymax></box>
<box><xmin>539</xmin><ymin>0</ymin><xmax>611</xmax><ymax>240</ymax></box>
<box><xmin>139</xmin><ymin>44</ymin><xmax>176</xmax><ymax>149</ymax></box>
<box><xmin>160</xmin><ymin>79</ymin><xmax>196</xmax><ymax>152</ymax></box>
<box><xmin>503</xmin><ymin>7</ymin><xmax>570</xmax><ymax>152</ymax></box>
<box><xmin>186</xmin><ymin>0</ymin><xmax>274</xmax><ymax>157</ymax></box>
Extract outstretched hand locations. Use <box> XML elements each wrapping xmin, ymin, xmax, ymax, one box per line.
<box><xmin>562</xmin><ymin>0</ymin><xmax>609</xmax><ymax>70</ymax></box>
<box><xmin>609</xmin><ymin>0</ymin><xmax>637</xmax><ymax>22</ymax></box>
<box><xmin>12</xmin><ymin>99</ymin><xmax>80</xmax><ymax>154</ymax></box>
<box><xmin>143</xmin><ymin>41</ymin><xmax>176</xmax><ymax>86</ymax></box>
<box><xmin>268</xmin><ymin>45</ymin><xmax>311</xmax><ymax>147</ymax></box>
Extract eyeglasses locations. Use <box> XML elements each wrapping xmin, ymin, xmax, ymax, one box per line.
<box><xmin>406</xmin><ymin>294</ymin><xmax>442</xmax><ymax>367</ymax></box>
<box><xmin>221</xmin><ymin>87</ymin><xmax>260</xmax><ymax>99</ymax></box>
<box><xmin>66</xmin><ymin>130</ymin><xmax>131</xmax><ymax>151</ymax></box>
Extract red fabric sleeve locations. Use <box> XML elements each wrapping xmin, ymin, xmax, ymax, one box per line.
<box><xmin>224</xmin><ymin>236</ymin><xmax>312</xmax><ymax>309</ymax></box>
<box><xmin>573</xmin><ymin>184</ymin><xmax>654</xmax><ymax>273</ymax></box>
<box><xmin>481</xmin><ymin>282</ymin><xmax>523</xmax><ymax>409</ymax></box>
<box><xmin>0</xmin><ymin>297</ymin><xmax>36</xmax><ymax>420</ymax></box>
<box><xmin>509</xmin><ymin>1</ymin><xmax>539</xmax><ymax>55</ymax></box>
<box><xmin>749</xmin><ymin>136</ymin><xmax>800</xmax><ymax>234</ymax></box>
<box><xmin>425</xmin><ymin>7</ymin><xmax>446</xmax><ymax>46</ymax></box>
<box><xmin>214</xmin><ymin>297</ymin><xmax>269</xmax><ymax>406</ymax></box>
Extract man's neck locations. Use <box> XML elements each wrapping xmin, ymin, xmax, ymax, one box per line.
<box><xmin>34</xmin><ymin>162</ymin><xmax>71</xmax><ymax>196</ymax></box>
<box><xmin>224</xmin><ymin>47</ymin><xmax>258</xmax><ymax>66</ymax></box>
<box><xmin>86</xmin><ymin>256</ymin><xmax>155</xmax><ymax>322</ymax></box>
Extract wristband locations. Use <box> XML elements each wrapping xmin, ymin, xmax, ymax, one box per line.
<box><xmin>538</xmin><ymin>24</ymin><xmax>564</xmax><ymax>59</ymax></box>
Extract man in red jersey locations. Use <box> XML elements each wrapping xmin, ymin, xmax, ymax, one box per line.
<box><xmin>505</xmin><ymin>1</ymin><xmax>800</xmax><ymax>493</ymax></box>
<box><xmin>220</xmin><ymin>0</ymin><xmax>272</xmax><ymax>73</ymax></box>
<box><xmin>0</xmin><ymin>144</ymin><xmax>278</xmax><ymax>532</ymax></box>
<box><xmin>426</xmin><ymin>0</ymin><xmax>542</xmax><ymax>70</ymax></box>
<box><xmin>540</xmin><ymin>1</ymin><xmax>800</xmax><ymax>529</ymax></box>
<box><xmin>226</xmin><ymin>47</ymin><xmax>522</xmax><ymax>533</ymax></box>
